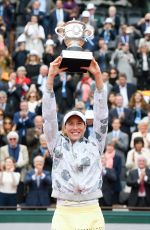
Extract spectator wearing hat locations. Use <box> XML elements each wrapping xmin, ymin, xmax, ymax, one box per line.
<box><xmin>86</xmin><ymin>3</ymin><xmax>101</xmax><ymax>32</ymax></box>
<box><xmin>25</xmin><ymin>50</ymin><xmax>41</xmax><ymax>84</ymax></box>
<box><xmin>84</xmin><ymin>109</ymin><xmax>94</xmax><ymax>138</ymax></box>
<box><xmin>99</xmin><ymin>17</ymin><xmax>116</xmax><ymax>50</ymax></box>
<box><xmin>42</xmin><ymin>39</ymin><xmax>56</xmax><ymax>67</ymax></box>
<box><xmin>12</xmin><ymin>35</ymin><xmax>29</xmax><ymax>70</ymax></box>
<box><xmin>24</xmin><ymin>14</ymin><xmax>45</xmax><ymax>58</ymax></box>
<box><xmin>0</xmin><ymin>131</ymin><xmax>29</xmax><ymax>203</ymax></box>
<box><xmin>80</xmin><ymin>10</ymin><xmax>95</xmax><ymax>51</ymax></box>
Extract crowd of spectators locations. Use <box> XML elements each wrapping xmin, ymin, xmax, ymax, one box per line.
<box><xmin>0</xmin><ymin>0</ymin><xmax>150</xmax><ymax>210</ymax></box>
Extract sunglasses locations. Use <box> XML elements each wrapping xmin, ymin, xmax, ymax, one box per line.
<box><xmin>145</xmin><ymin>19</ymin><xmax>150</xmax><ymax>22</ymax></box>
<box><xmin>4</xmin><ymin>122</ymin><xmax>12</xmax><ymax>124</ymax></box>
<box><xmin>9</xmin><ymin>138</ymin><xmax>17</xmax><ymax>141</ymax></box>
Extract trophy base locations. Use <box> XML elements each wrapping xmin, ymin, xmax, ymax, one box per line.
<box><xmin>60</xmin><ymin>50</ymin><xmax>93</xmax><ymax>73</ymax></box>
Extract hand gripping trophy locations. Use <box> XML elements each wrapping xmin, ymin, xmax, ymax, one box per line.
<box><xmin>55</xmin><ymin>19</ymin><xmax>94</xmax><ymax>73</ymax></box>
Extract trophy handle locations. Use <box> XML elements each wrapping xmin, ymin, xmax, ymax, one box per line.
<box><xmin>55</xmin><ymin>26</ymin><xmax>65</xmax><ymax>39</ymax></box>
<box><xmin>84</xmin><ymin>28</ymin><xmax>94</xmax><ymax>39</ymax></box>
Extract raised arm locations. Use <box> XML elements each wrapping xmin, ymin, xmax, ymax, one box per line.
<box><xmin>42</xmin><ymin>57</ymin><xmax>67</xmax><ymax>154</ymax></box>
<box><xmin>82</xmin><ymin>59</ymin><xmax>108</xmax><ymax>154</ymax></box>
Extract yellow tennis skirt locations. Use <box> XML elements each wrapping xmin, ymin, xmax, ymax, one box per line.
<box><xmin>51</xmin><ymin>203</ymin><xmax>105</xmax><ymax>230</ymax></box>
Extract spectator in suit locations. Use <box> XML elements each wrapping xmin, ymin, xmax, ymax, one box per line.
<box><xmin>12</xmin><ymin>100</ymin><xmax>36</xmax><ymax>145</ymax></box>
<box><xmin>48</xmin><ymin>0</ymin><xmax>70</xmax><ymax>37</ymax></box>
<box><xmin>99</xmin><ymin>17</ymin><xmax>116</xmax><ymax>50</ymax></box>
<box><xmin>107</xmin><ymin>5</ymin><xmax>121</xmax><ymax>35</ymax></box>
<box><xmin>108</xmin><ymin>94</ymin><xmax>134</xmax><ymax>136</ymax></box>
<box><xmin>0</xmin><ymin>90</ymin><xmax>14</xmax><ymax>118</ymax></box>
<box><xmin>136</xmin><ymin>12</ymin><xmax>150</xmax><ymax>36</ymax></box>
<box><xmin>126</xmin><ymin>137</ymin><xmax>150</xmax><ymax>173</ymax></box>
<box><xmin>112</xmin><ymin>73</ymin><xmax>137</xmax><ymax>108</ymax></box>
<box><xmin>0</xmin><ymin>157</ymin><xmax>20</xmax><ymax>209</ymax></box>
<box><xmin>24</xmin><ymin>155</ymin><xmax>51</xmax><ymax>208</ymax></box>
<box><xmin>31</xmin><ymin>134</ymin><xmax>52</xmax><ymax>174</ymax></box>
<box><xmin>26</xmin><ymin>115</ymin><xmax>43</xmax><ymax>163</ymax></box>
<box><xmin>54</xmin><ymin>72</ymin><xmax>76</xmax><ymax>114</ymax></box>
<box><xmin>103</xmin><ymin>142</ymin><xmax>122</xmax><ymax>205</ymax></box>
<box><xmin>0</xmin><ymin>131</ymin><xmax>29</xmax><ymax>204</ymax></box>
<box><xmin>37</xmin><ymin>64</ymin><xmax>49</xmax><ymax>94</ymax></box>
<box><xmin>99</xmin><ymin>154</ymin><xmax>117</xmax><ymax>208</ymax></box>
<box><xmin>106</xmin><ymin>118</ymin><xmax>129</xmax><ymax>181</ymax></box>
<box><xmin>130</xmin><ymin>120</ymin><xmax>150</xmax><ymax>149</ymax></box>
<box><xmin>127</xmin><ymin>155</ymin><xmax>150</xmax><ymax>208</ymax></box>
<box><xmin>115</xmin><ymin>24</ymin><xmax>137</xmax><ymax>58</ymax></box>
<box><xmin>94</xmin><ymin>38</ymin><xmax>112</xmax><ymax>72</ymax></box>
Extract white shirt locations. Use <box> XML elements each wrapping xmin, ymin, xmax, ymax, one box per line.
<box><xmin>0</xmin><ymin>171</ymin><xmax>20</xmax><ymax>193</ymax></box>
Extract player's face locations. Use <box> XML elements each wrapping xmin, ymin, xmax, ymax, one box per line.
<box><xmin>65</xmin><ymin>116</ymin><xmax>86</xmax><ymax>143</ymax></box>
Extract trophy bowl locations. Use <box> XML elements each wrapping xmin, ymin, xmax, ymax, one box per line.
<box><xmin>55</xmin><ymin>19</ymin><xmax>94</xmax><ymax>72</ymax></box>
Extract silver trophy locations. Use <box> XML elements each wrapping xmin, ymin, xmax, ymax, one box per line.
<box><xmin>55</xmin><ymin>19</ymin><xmax>94</xmax><ymax>73</ymax></box>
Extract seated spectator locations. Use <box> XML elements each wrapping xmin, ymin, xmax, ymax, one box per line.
<box><xmin>0</xmin><ymin>90</ymin><xmax>16</xmax><ymax>118</ymax></box>
<box><xmin>127</xmin><ymin>155</ymin><xmax>150</xmax><ymax>209</ymax></box>
<box><xmin>130</xmin><ymin>120</ymin><xmax>150</xmax><ymax>149</ymax></box>
<box><xmin>0</xmin><ymin>116</ymin><xmax>13</xmax><ymax>146</ymax></box>
<box><xmin>103</xmin><ymin>142</ymin><xmax>122</xmax><ymax>205</ymax></box>
<box><xmin>74</xmin><ymin>101</ymin><xmax>86</xmax><ymax>114</ymax></box>
<box><xmin>24</xmin><ymin>155</ymin><xmax>51</xmax><ymax>208</ymax></box>
<box><xmin>0</xmin><ymin>157</ymin><xmax>20</xmax><ymax>209</ymax></box>
<box><xmin>12</xmin><ymin>100</ymin><xmax>36</xmax><ymax>145</ymax></box>
<box><xmin>0</xmin><ymin>131</ymin><xmax>29</xmax><ymax>204</ymax></box>
<box><xmin>136</xmin><ymin>12</ymin><xmax>150</xmax><ymax>36</ymax></box>
<box><xmin>25</xmin><ymin>50</ymin><xmax>41</xmax><ymax>84</ymax></box>
<box><xmin>126</xmin><ymin>137</ymin><xmax>150</xmax><ymax>172</ymax></box>
<box><xmin>99</xmin><ymin>154</ymin><xmax>117</xmax><ymax>208</ymax></box>
<box><xmin>128</xmin><ymin>91</ymin><xmax>149</xmax><ymax>131</ymax></box>
<box><xmin>86</xmin><ymin>3</ymin><xmax>101</xmax><ymax>30</ymax></box>
<box><xmin>112</xmin><ymin>73</ymin><xmax>137</xmax><ymax>108</ymax></box>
